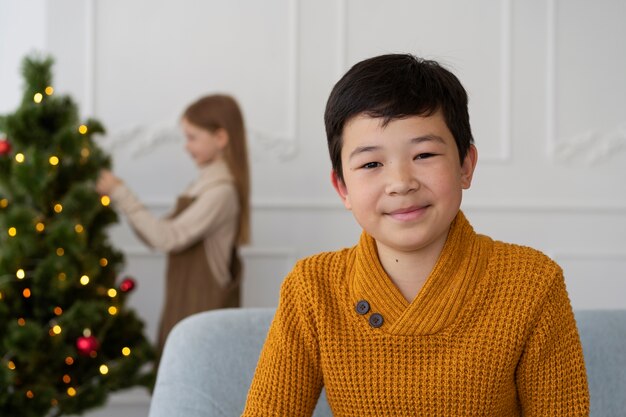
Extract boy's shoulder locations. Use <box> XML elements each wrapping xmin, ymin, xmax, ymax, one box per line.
<box><xmin>291</xmin><ymin>245</ymin><xmax>356</xmax><ymax>278</ymax></box>
<box><xmin>487</xmin><ymin>237</ymin><xmax>564</xmax><ymax>288</ymax></box>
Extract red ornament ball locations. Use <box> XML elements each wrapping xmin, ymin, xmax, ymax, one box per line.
<box><xmin>76</xmin><ymin>335</ymin><xmax>100</xmax><ymax>356</ymax></box>
<box><xmin>119</xmin><ymin>277</ymin><xmax>136</xmax><ymax>293</ymax></box>
<box><xmin>0</xmin><ymin>139</ymin><xmax>11</xmax><ymax>156</ymax></box>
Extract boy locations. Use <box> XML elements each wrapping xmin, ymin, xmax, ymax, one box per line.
<box><xmin>242</xmin><ymin>54</ymin><xmax>589</xmax><ymax>416</ymax></box>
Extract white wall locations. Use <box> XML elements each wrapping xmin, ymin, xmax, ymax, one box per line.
<box><xmin>2</xmin><ymin>0</ymin><xmax>625</xmax><ymax>415</ymax></box>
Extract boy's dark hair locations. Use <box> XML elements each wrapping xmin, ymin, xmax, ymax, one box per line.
<box><xmin>324</xmin><ymin>53</ymin><xmax>474</xmax><ymax>182</ymax></box>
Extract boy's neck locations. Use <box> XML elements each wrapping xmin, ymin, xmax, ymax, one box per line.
<box><xmin>375</xmin><ymin>237</ymin><xmax>447</xmax><ymax>303</ymax></box>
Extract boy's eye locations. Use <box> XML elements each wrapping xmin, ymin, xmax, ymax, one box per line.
<box><xmin>361</xmin><ymin>161</ymin><xmax>381</xmax><ymax>169</ymax></box>
<box><xmin>414</xmin><ymin>153</ymin><xmax>436</xmax><ymax>160</ymax></box>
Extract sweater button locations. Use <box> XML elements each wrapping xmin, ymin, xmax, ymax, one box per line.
<box><xmin>369</xmin><ymin>313</ymin><xmax>384</xmax><ymax>328</ymax></box>
<box><xmin>355</xmin><ymin>300</ymin><xmax>370</xmax><ymax>315</ymax></box>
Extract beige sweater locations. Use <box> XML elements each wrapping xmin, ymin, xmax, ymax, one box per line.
<box><xmin>110</xmin><ymin>159</ymin><xmax>239</xmax><ymax>287</ymax></box>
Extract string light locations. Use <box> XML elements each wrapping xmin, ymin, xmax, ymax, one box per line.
<box><xmin>65</xmin><ymin>357</ymin><xmax>74</xmax><ymax>365</ymax></box>
<box><xmin>23</xmin><ymin>288</ymin><xmax>31</xmax><ymax>298</ymax></box>
<box><xmin>17</xmin><ymin>318</ymin><xmax>26</xmax><ymax>326</ymax></box>
<box><xmin>99</xmin><ymin>258</ymin><xmax>108</xmax><ymax>267</ymax></box>
<box><xmin>56</xmin><ymin>248</ymin><xmax>64</xmax><ymax>256</ymax></box>
<box><xmin>62</xmin><ymin>375</ymin><xmax>71</xmax><ymax>384</ymax></box>
<box><xmin>16</xmin><ymin>269</ymin><xmax>25</xmax><ymax>279</ymax></box>
<box><xmin>99</xmin><ymin>365</ymin><xmax>109</xmax><ymax>375</ymax></box>
<box><xmin>54</xmin><ymin>203</ymin><xmax>63</xmax><ymax>213</ymax></box>
<box><xmin>78</xmin><ymin>125</ymin><xmax>88</xmax><ymax>134</ymax></box>
<box><xmin>35</xmin><ymin>222</ymin><xmax>45</xmax><ymax>232</ymax></box>
<box><xmin>74</xmin><ymin>224</ymin><xmax>84</xmax><ymax>233</ymax></box>
<box><xmin>0</xmin><ymin>198</ymin><xmax>8</xmax><ymax>208</ymax></box>
<box><xmin>80</xmin><ymin>275</ymin><xmax>90</xmax><ymax>285</ymax></box>
<box><xmin>51</xmin><ymin>325</ymin><xmax>62</xmax><ymax>335</ymax></box>
<box><xmin>54</xmin><ymin>306</ymin><xmax>63</xmax><ymax>315</ymax></box>
<box><xmin>34</xmin><ymin>93</ymin><xmax>43</xmax><ymax>103</ymax></box>
<box><xmin>8</xmin><ymin>227</ymin><xmax>17</xmax><ymax>237</ymax></box>
<box><xmin>58</xmin><ymin>272</ymin><xmax>66</xmax><ymax>281</ymax></box>
<box><xmin>108</xmin><ymin>306</ymin><xmax>118</xmax><ymax>315</ymax></box>
<box><xmin>15</xmin><ymin>153</ymin><xmax>25</xmax><ymax>163</ymax></box>
<box><xmin>107</xmin><ymin>288</ymin><xmax>117</xmax><ymax>298</ymax></box>
<box><xmin>45</xmin><ymin>86</ymin><xmax>54</xmax><ymax>95</ymax></box>
<box><xmin>26</xmin><ymin>390</ymin><xmax>34</xmax><ymax>399</ymax></box>
<box><xmin>49</xmin><ymin>156</ymin><xmax>59</xmax><ymax>166</ymax></box>
<box><xmin>7</xmin><ymin>361</ymin><xmax>16</xmax><ymax>370</ymax></box>
<box><xmin>81</xmin><ymin>147</ymin><xmax>90</xmax><ymax>157</ymax></box>
<box><xmin>121</xmin><ymin>347</ymin><xmax>131</xmax><ymax>356</ymax></box>
<box><xmin>100</xmin><ymin>195</ymin><xmax>111</xmax><ymax>206</ymax></box>
<box><xmin>67</xmin><ymin>387</ymin><xmax>76</xmax><ymax>397</ymax></box>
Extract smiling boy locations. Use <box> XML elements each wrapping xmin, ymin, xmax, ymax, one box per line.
<box><xmin>242</xmin><ymin>54</ymin><xmax>589</xmax><ymax>416</ymax></box>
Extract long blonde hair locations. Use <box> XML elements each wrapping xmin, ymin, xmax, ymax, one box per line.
<box><xmin>182</xmin><ymin>94</ymin><xmax>251</xmax><ymax>245</ymax></box>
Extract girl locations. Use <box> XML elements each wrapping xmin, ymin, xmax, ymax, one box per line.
<box><xmin>96</xmin><ymin>94</ymin><xmax>251</xmax><ymax>357</ymax></box>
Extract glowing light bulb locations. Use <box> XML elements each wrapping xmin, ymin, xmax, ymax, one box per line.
<box><xmin>54</xmin><ymin>306</ymin><xmax>63</xmax><ymax>315</ymax></box>
<box><xmin>22</xmin><ymin>288</ymin><xmax>31</xmax><ymax>298</ymax></box>
<box><xmin>45</xmin><ymin>86</ymin><xmax>54</xmax><ymax>95</ymax></box>
<box><xmin>34</xmin><ymin>93</ymin><xmax>43</xmax><ymax>103</ymax></box>
<box><xmin>0</xmin><ymin>198</ymin><xmax>8</xmax><ymax>208</ymax></box>
<box><xmin>35</xmin><ymin>222</ymin><xmax>45</xmax><ymax>232</ymax></box>
<box><xmin>58</xmin><ymin>272</ymin><xmax>66</xmax><ymax>281</ymax></box>
<box><xmin>17</xmin><ymin>318</ymin><xmax>26</xmax><ymax>326</ymax></box>
<box><xmin>63</xmin><ymin>375</ymin><xmax>71</xmax><ymax>384</ymax></box>
<box><xmin>65</xmin><ymin>357</ymin><xmax>74</xmax><ymax>365</ymax></box>
<box><xmin>7</xmin><ymin>361</ymin><xmax>16</xmax><ymax>370</ymax></box>
<box><xmin>99</xmin><ymin>258</ymin><xmax>108</xmax><ymax>267</ymax></box>
<box><xmin>121</xmin><ymin>347</ymin><xmax>131</xmax><ymax>356</ymax></box>
<box><xmin>78</xmin><ymin>125</ymin><xmax>88</xmax><ymax>134</ymax></box>
<box><xmin>26</xmin><ymin>390</ymin><xmax>34</xmax><ymax>399</ymax></box>
<box><xmin>49</xmin><ymin>156</ymin><xmax>59</xmax><ymax>166</ymax></box>
<box><xmin>52</xmin><ymin>325</ymin><xmax>62</xmax><ymax>335</ymax></box>
<box><xmin>80</xmin><ymin>275</ymin><xmax>90</xmax><ymax>285</ymax></box>
<box><xmin>99</xmin><ymin>364</ymin><xmax>109</xmax><ymax>375</ymax></box>
<box><xmin>74</xmin><ymin>224</ymin><xmax>84</xmax><ymax>233</ymax></box>
<box><xmin>15</xmin><ymin>153</ymin><xmax>25</xmax><ymax>163</ymax></box>
<box><xmin>100</xmin><ymin>195</ymin><xmax>111</xmax><ymax>206</ymax></box>
<box><xmin>108</xmin><ymin>306</ymin><xmax>118</xmax><ymax>315</ymax></box>
<box><xmin>56</xmin><ymin>248</ymin><xmax>64</xmax><ymax>256</ymax></box>
<box><xmin>67</xmin><ymin>387</ymin><xmax>76</xmax><ymax>397</ymax></box>
<box><xmin>54</xmin><ymin>203</ymin><xmax>63</xmax><ymax>213</ymax></box>
<box><xmin>16</xmin><ymin>269</ymin><xmax>25</xmax><ymax>279</ymax></box>
<box><xmin>107</xmin><ymin>288</ymin><xmax>117</xmax><ymax>298</ymax></box>
<box><xmin>8</xmin><ymin>227</ymin><xmax>17</xmax><ymax>237</ymax></box>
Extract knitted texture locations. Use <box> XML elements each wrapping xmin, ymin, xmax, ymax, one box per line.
<box><xmin>242</xmin><ymin>212</ymin><xmax>589</xmax><ymax>416</ymax></box>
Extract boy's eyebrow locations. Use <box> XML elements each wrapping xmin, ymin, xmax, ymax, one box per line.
<box><xmin>348</xmin><ymin>134</ymin><xmax>445</xmax><ymax>160</ymax></box>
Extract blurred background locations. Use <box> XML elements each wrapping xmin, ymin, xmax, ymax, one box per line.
<box><xmin>2</xmin><ymin>0</ymin><xmax>625</xmax><ymax>415</ymax></box>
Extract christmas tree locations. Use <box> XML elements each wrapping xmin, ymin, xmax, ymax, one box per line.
<box><xmin>0</xmin><ymin>55</ymin><xmax>155</xmax><ymax>416</ymax></box>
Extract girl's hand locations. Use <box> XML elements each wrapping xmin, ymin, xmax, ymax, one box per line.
<box><xmin>96</xmin><ymin>170</ymin><xmax>122</xmax><ymax>195</ymax></box>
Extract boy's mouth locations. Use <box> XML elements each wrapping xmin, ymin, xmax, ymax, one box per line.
<box><xmin>386</xmin><ymin>205</ymin><xmax>428</xmax><ymax>221</ymax></box>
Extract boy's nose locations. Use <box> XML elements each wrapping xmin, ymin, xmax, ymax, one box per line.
<box><xmin>384</xmin><ymin>163</ymin><xmax>419</xmax><ymax>195</ymax></box>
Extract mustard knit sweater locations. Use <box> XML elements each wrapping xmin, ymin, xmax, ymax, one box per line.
<box><xmin>242</xmin><ymin>212</ymin><xmax>589</xmax><ymax>416</ymax></box>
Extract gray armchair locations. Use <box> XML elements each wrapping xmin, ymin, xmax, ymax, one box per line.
<box><xmin>149</xmin><ymin>308</ymin><xmax>626</xmax><ymax>417</ymax></box>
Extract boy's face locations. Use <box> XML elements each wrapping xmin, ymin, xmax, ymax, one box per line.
<box><xmin>331</xmin><ymin>111</ymin><xmax>477</xmax><ymax>257</ymax></box>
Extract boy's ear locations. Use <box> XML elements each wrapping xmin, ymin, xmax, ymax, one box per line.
<box><xmin>331</xmin><ymin>170</ymin><xmax>351</xmax><ymax>210</ymax></box>
<box><xmin>460</xmin><ymin>144</ymin><xmax>478</xmax><ymax>189</ymax></box>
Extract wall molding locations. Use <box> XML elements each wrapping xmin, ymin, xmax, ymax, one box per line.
<box><xmin>86</xmin><ymin>0</ymin><xmax>301</xmax><ymax>161</ymax></box>
<box><xmin>123</xmin><ymin>245</ymin><xmax>296</xmax><ymax>259</ymax></box>
<box><xmin>554</xmin><ymin>251</ymin><xmax>626</xmax><ymax>262</ymax></box>
<box><xmin>139</xmin><ymin>198</ymin><xmax>626</xmax><ymax>214</ymax></box>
